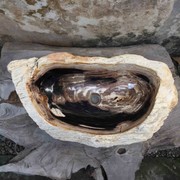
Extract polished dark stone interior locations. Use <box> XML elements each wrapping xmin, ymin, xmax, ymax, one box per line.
<box><xmin>35</xmin><ymin>68</ymin><xmax>156</xmax><ymax>131</ymax></box>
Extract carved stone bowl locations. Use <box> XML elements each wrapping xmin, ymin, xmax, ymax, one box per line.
<box><xmin>8</xmin><ymin>53</ymin><xmax>178</xmax><ymax>147</ymax></box>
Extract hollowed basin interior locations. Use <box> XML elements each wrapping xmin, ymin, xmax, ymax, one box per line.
<box><xmin>30</xmin><ymin>64</ymin><xmax>160</xmax><ymax>135</ymax></box>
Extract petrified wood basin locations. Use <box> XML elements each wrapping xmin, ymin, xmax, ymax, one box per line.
<box><xmin>8</xmin><ymin>53</ymin><xmax>178</xmax><ymax>147</ymax></box>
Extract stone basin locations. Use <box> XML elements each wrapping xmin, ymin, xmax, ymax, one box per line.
<box><xmin>7</xmin><ymin>53</ymin><xmax>178</xmax><ymax>147</ymax></box>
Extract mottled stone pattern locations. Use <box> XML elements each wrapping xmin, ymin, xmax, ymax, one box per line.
<box><xmin>0</xmin><ymin>0</ymin><xmax>179</xmax><ymax>55</ymax></box>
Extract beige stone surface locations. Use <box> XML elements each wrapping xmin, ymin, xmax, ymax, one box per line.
<box><xmin>0</xmin><ymin>0</ymin><xmax>180</xmax><ymax>55</ymax></box>
<box><xmin>8</xmin><ymin>53</ymin><xmax>178</xmax><ymax>147</ymax></box>
<box><xmin>0</xmin><ymin>0</ymin><xmax>173</xmax><ymax>36</ymax></box>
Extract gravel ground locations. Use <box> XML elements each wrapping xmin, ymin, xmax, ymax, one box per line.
<box><xmin>0</xmin><ymin>135</ymin><xmax>24</xmax><ymax>155</ymax></box>
<box><xmin>146</xmin><ymin>147</ymin><xmax>180</xmax><ymax>158</ymax></box>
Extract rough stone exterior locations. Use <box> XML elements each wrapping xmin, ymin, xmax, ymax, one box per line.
<box><xmin>0</xmin><ymin>0</ymin><xmax>180</xmax><ymax>55</ymax></box>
